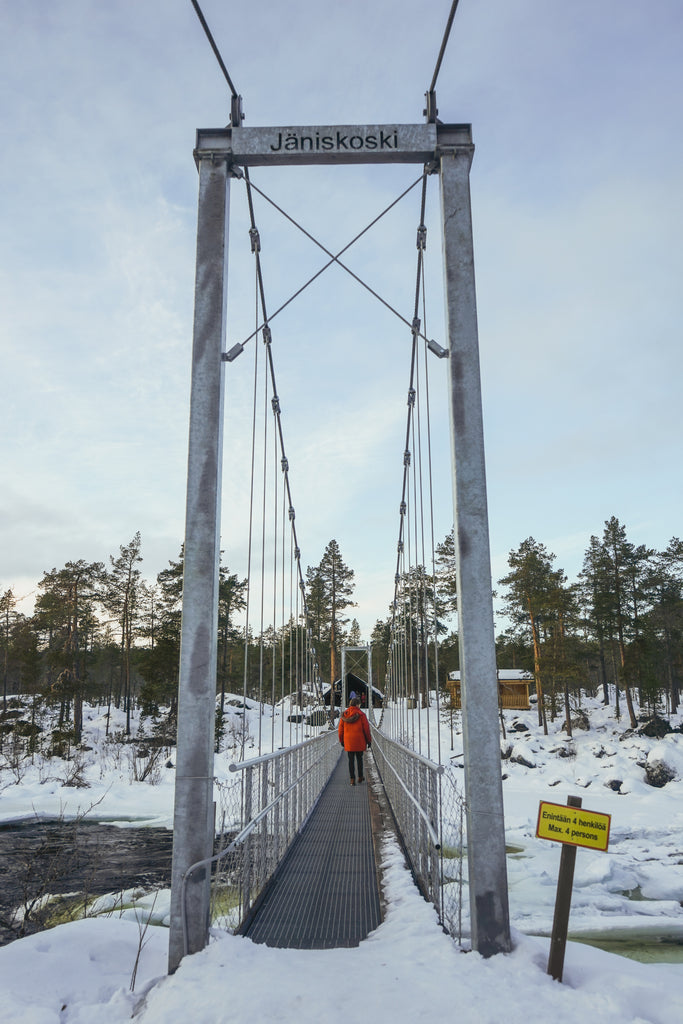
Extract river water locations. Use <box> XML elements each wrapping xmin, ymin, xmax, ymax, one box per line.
<box><xmin>1</xmin><ymin>822</ymin><xmax>681</xmax><ymax>964</ymax></box>
<box><xmin>0</xmin><ymin>819</ymin><xmax>172</xmax><ymax>946</ymax></box>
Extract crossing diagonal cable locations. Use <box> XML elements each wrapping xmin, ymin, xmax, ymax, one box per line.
<box><xmin>231</xmin><ymin>171</ymin><xmax>430</xmax><ymax>350</ymax></box>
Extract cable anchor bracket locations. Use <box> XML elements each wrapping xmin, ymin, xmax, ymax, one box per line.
<box><xmin>424</xmin><ymin>89</ymin><xmax>438</xmax><ymax>124</ymax></box>
<box><xmin>223</xmin><ymin>343</ymin><xmax>244</xmax><ymax>362</ymax></box>
<box><xmin>230</xmin><ymin>94</ymin><xmax>245</xmax><ymax>128</ymax></box>
<box><xmin>427</xmin><ymin>338</ymin><xmax>449</xmax><ymax>359</ymax></box>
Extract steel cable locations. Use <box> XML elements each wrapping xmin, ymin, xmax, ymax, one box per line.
<box><xmin>235</xmin><ymin>173</ymin><xmax>428</xmax><ymax>348</ymax></box>
<box><xmin>190</xmin><ymin>0</ymin><xmax>239</xmax><ymax>98</ymax></box>
<box><xmin>429</xmin><ymin>0</ymin><xmax>461</xmax><ymax>94</ymax></box>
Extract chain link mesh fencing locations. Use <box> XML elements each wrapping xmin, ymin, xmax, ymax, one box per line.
<box><xmin>181</xmin><ymin>729</ymin><xmax>340</xmax><ymax>952</ymax></box>
<box><xmin>372</xmin><ymin>727</ymin><xmax>467</xmax><ymax>944</ymax></box>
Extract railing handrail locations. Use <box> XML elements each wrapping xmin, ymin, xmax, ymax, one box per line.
<box><xmin>228</xmin><ymin>727</ymin><xmax>333</xmax><ymax>772</ymax></box>
<box><xmin>182</xmin><ymin>729</ymin><xmax>339</xmax><ymax>954</ymax></box>
<box><xmin>374</xmin><ymin>726</ymin><xmax>445</xmax><ymax>774</ymax></box>
<box><xmin>373</xmin><ymin>732</ymin><xmax>441</xmax><ymax>849</ymax></box>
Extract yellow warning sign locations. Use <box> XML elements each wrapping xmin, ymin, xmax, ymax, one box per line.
<box><xmin>536</xmin><ymin>801</ymin><xmax>611</xmax><ymax>852</ymax></box>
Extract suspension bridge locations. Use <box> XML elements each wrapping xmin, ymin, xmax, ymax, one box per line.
<box><xmin>168</xmin><ymin>1</ymin><xmax>510</xmax><ymax>974</ymax></box>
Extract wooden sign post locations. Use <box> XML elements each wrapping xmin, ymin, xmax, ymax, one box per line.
<box><xmin>536</xmin><ymin>796</ymin><xmax>612</xmax><ymax>982</ymax></box>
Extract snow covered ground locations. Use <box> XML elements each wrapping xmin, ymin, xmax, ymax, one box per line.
<box><xmin>1</xmin><ymin>694</ymin><xmax>682</xmax><ymax>1022</ymax></box>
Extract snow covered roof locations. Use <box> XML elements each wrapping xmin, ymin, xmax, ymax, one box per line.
<box><xmin>447</xmin><ymin>669</ymin><xmax>532</xmax><ymax>681</ymax></box>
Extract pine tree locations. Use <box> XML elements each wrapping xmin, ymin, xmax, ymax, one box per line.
<box><xmin>216</xmin><ymin>566</ymin><xmax>247</xmax><ymax>748</ymax></box>
<box><xmin>644</xmin><ymin>539</ymin><xmax>683</xmax><ymax>713</ymax></box>
<box><xmin>34</xmin><ymin>560</ymin><xmax>103</xmax><ymax>743</ymax></box>
<box><xmin>578</xmin><ymin>535</ymin><xmax>613</xmax><ymax>705</ymax></box>
<box><xmin>370</xmin><ymin>618</ymin><xmax>390</xmax><ymax>695</ymax></box>
<box><xmin>600</xmin><ymin>517</ymin><xmax>642</xmax><ymax>729</ymax></box>
<box><xmin>103</xmin><ymin>533</ymin><xmax>143</xmax><ymax>735</ymax></box>
<box><xmin>435</xmin><ymin>528</ymin><xmax>458</xmax><ymax>625</ymax></box>
<box><xmin>499</xmin><ymin>538</ymin><xmax>567</xmax><ymax>733</ymax></box>
<box><xmin>1</xmin><ymin>588</ymin><xmax>18</xmax><ymax>711</ymax></box>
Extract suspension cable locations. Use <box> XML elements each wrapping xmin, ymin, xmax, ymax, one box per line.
<box><xmin>387</xmin><ymin>167</ymin><xmax>448</xmax><ymax>763</ymax></box>
<box><xmin>237</xmin><ymin>169</ymin><xmax>325</xmax><ymax>743</ymax></box>
<box><xmin>190</xmin><ymin>0</ymin><xmax>239</xmax><ymax>98</ymax></box>
<box><xmin>420</xmin><ymin>260</ymin><xmax>444</xmax><ymax>766</ymax></box>
<box><xmin>240</xmin><ymin>261</ymin><xmax>261</xmax><ymax>761</ymax></box>
<box><xmin>429</xmin><ymin>0</ymin><xmax>461</xmax><ymax>93</ymax></box>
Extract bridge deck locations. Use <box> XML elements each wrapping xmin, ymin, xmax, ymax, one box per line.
<box><xmin>242</xmin><ymin>751</ymin><xmax>382</xmax><ymax>948</ymax></box>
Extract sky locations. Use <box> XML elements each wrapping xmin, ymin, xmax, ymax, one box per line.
<box><xmin>2</xmin><ymin>0</ymin><xmax>682</xmax><ymax>638</ymax></box>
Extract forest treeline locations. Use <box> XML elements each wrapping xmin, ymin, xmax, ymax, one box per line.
<box><xmin>495</xmin><ymin>516</ymin><xmax>683</xmax><ymax>731</ymax></box>
<box><xmin>1</xmin><ymin>516</ymin><xmax>681</xmax><ymax>751</ymax></box>
<box><xmin>0</xmin><ymin>536</ymin><xmax>367</xmax><ymax>748</ymax></box>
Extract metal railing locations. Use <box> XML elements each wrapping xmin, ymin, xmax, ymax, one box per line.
<box><xmin>181</xmin><ymin>728</ymin><xmax>340</xmax><ymax>953</ymax></box>
<box><xmin>372</xmin><ymin>726</ymin><xmax>466</xmax><ymax>942</ymax></box>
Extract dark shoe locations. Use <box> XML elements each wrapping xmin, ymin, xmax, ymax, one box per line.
<box><xmin>358</xmin><ymin>776</ymin><xmax>364</xmax><ymax>783</ymax></box>
<box><xmin>350</xmin><ymin>778</ymin><xmax>355</xmax><ymax>786</ymax></box>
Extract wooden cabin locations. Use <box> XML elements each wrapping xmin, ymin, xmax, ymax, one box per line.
<box><xmin>447</xmin><ymin>669</ymin><xmax>531</xmax><ymax>710</ymax></box>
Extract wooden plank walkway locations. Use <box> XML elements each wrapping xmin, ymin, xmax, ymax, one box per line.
<box><xmin>242</xmin><ymin>751</ymin><xmax>382</xmax><ymax>948</ymax></box>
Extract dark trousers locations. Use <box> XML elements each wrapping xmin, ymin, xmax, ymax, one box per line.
<box><xmin>347</xmin><ymin>750</ymin><xmax>364</xmax><ymax>780</ymax></box>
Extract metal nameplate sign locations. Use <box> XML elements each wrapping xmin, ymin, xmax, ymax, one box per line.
<box><xmin>195</xmin><ymin>124</ymin><xmax>440</xmax><ymax>166</ymax></box>
<box><xmin>536</xmin><ymin>801</ymin><xmax>611</xmax><ymax>852</ymax></box>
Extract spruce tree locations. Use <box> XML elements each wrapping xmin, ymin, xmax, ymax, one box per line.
<box><xmin>307</xmin><ymin>540</ymin><xmax>355</xmax><ymax>711</ymax></box>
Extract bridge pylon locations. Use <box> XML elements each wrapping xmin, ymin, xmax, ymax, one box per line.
<box><xmin>169</xmin><ymin>117</ymin><xmax>511</xmax><ymax>971</ymax></box>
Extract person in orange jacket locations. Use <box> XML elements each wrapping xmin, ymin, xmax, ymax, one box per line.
<box><xmin>338</xmin><ymin>696</ymin><xmax>371</xmax><ymax>785</ymax></box>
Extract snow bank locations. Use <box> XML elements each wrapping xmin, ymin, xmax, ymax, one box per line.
<box><xmin>1</xmin><ymin>835</ymin><xmax>682</xmax><ymax>1024</ymax></box>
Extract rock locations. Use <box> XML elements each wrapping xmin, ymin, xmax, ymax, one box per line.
<box><xmin>14</xmin><ymin>720</ymin><xmax>42</xmax><ymax>737</ymax></box>
<box><xmin>306</xmin><ymin>710</ymin><xmax>329</xmax><ymax>726</ymax></box>
<box><xmin>605</xmin><ymin>779</ymin><xmax>623</xmax><ymax>792</ymax></box>
<box><xmin>637</xmin><ymin>715</ymin><xmax>674</xmax><ymax>739</ymax></box>
<box><xmin>561</xmin><ymin>710</ymin><xmax>590</xmax><ymax>733</ymax></box>
<box><xmin>511</xmin><ymin>721</ymin><xmax>529</xmax><ymax>732</ymax></box>
<box><xmin>500</xmin><ymin>742</ymin><xmax>513</xmax><ymax>760</ymax></box>
<box><xmin>510</xmin><ymin>744</ymin><xmax>536</xmax><ymax>769</ymax></box>
<box><xmin>645</xmin><ymin>759</ymin><xmax>677</xmax><ymax>788</ymax></box>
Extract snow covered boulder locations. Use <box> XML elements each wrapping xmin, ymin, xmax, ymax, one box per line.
<box><xmin>637</xmin><ymin>714</ymin><xmax>678</xmax><ymax>738</ymax></box>
<box><xmin>510</xmin><ymin>743</ymin><xmax>536</xmax><ymax>768</ymax></box>
<box><xmin>645</xmin><ymin>759</ymin><xmax>676</xmax><ymax>788</ymax></box>
<box><xmin>644</xmin><ymin>739</ymin><xmax>683</xmax><ymax>787</ymax></box>
<box><xmin>561</xmin><ymin>709</ymin><xmax>590</xmax><ymax>732</ymax></box>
